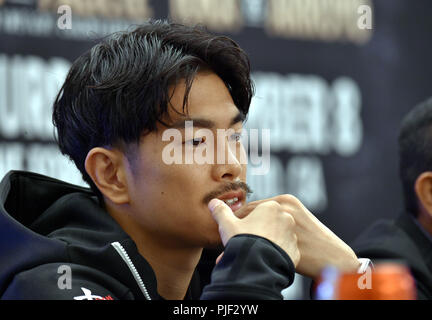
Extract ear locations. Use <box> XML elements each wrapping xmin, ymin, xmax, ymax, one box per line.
<box><xmin>414</xmin><ymin>171</ymin><xmax>432</xmax><ymax>217</ymax></box>
<box><xmin>84</xmin><ymin>147</ymin><xmax>130</xmax><ymax>205</ymax></box>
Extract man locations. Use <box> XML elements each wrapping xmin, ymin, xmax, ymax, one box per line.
<box><xmin>0</xmin><ymin>20</ymin><xmax>360</xmax><ymax>300</ymax></box>
<box><xmin>353</xmin><ymin>97</ymin><xmax>432</xmax><ymax>299</ymax></box>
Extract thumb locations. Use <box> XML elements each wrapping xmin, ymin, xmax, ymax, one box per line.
<box><xmin>215</xmin><ymin>252</ymin><xmax>224</xmax><ymax>265</ymax></box>
<box><xmin>208</xmin><ymin>198</ymin><xmax>238</xmax><ymax>228</ymax></box>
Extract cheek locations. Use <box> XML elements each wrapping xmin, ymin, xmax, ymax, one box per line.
<box><xmin>131</xmin><ymin>158</ymin><xmax>222</xmax><ymax>245</ymax></box>
<box><xmin>158</xmin><ymin>165</ymin><xmax>214</xmax><ymax>217</ymax></box>
<box><xmin>139</xmin><ymin>163</ymin><xmax>211</xmax><ymax>212</ymax></box>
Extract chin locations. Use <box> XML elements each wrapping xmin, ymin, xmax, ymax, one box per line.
<box><xmin>202</xmin><ymin>237</ymin><xmax>224</xmax><ymax>250</ymax></box>
<box><xmin>197</xmin><ymin>227</ymin><xmax>223</xmax><ymax>249</ymax></box>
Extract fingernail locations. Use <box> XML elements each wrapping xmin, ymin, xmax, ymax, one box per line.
<box><xmin>208</xmin><ymin>198</ymin><xmax>222</xmax><ymax>212</ymax></box>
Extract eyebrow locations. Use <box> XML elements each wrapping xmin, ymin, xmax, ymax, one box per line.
<box><xmin>169</xmin><ymin>111</ymin><xmax>246</xmax><ymax>129</ymax></box>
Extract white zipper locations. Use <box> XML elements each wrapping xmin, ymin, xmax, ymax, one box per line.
<box><xmin>111</xmin><ymin>241</ymin><xmax>152</xmax><ymax>300</ymax></box>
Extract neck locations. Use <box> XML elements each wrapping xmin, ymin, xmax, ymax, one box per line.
<box><xmin>138</xmin><ymin>241</ymin><xmax>203</xmax><ymax>300</ymax></box>
<box><xmin>107</xmin><ymin>205</ymin><xmax>203</xmax><ymax>300</ymax></box>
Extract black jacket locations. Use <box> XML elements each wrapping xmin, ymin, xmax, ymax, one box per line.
<box><xmin>0</xmin><ymin>170</ymin><xmax>295</xmax><ymax>300</ymax></box>
<box><xmin>352</xmin><ymin>213</ymin><xmax>432</xmax><ymax>300</ymax></box>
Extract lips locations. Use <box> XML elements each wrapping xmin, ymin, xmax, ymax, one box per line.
<box><xmin>216</xmin><ymin>190</ymin><xmax>245</xmax><ymax>212</ymax></box>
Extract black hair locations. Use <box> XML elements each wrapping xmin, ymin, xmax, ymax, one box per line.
<box><xmin>52</xmin><ymin>20</ymin><xmax>253</xmax><ymax>198</ymax></box>
<box><xmin>398</xmin><ymin>97</ymin><xmax>432</xmax><ymax>216</ymax></box>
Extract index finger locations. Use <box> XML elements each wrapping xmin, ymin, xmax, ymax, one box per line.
<box><xmin>235</xmin><ymin>198</ymin><xmax>275</xmax><ymax>219</ymax></box>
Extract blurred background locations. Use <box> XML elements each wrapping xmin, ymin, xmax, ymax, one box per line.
<box><xmin>1</xmin><ymin>0</ymin><xmax>432</xmax><ymax>299</ymax></box>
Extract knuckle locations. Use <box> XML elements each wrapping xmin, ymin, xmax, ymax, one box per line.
<box><xmin>276</xmin><ymin>194</ymin><xmax>300</xmax><ymax>205</ymax></box>
<box><xmin>283</xmin><ymin>212</ymin><xmax>296</xmax><ymax>227</ymax></box>
<box><xmin>258</xmin><ymin>200</ymin><xmax>281</xmax><ymax>211</ymax></box>
<box><xmin>293</xmin><ymin>233</ymin><xmax>298</xmax><ymax>244</ymax></box>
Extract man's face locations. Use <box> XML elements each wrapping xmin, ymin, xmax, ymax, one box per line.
<box><xmin>125</xmin><ymin>71</ymin><xmax>249</xmax><ymax>248</ymax></box>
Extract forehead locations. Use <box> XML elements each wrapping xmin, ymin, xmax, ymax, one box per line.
<box><xmin>165</xmin><ymin>71</ymin><xmax>242</xmax><ymax>127</ymax></box>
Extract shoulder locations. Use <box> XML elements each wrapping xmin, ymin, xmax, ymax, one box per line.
<box><xmin>352</xmin><ymin>216</ymin><xmax>432</xmax><ymax>299</ymax></box>
<box><xmin>352</xmin><ymin>218</ymin><xmax>414</xmax><ymax>258</ymax></box>
<box><xmin>1</xmin><ymin>262</ymin><xmax>133</xmax><ymax>300</ymax></box>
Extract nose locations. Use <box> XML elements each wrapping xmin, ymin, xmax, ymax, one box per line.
<box><xmin>211</xmin><ymin>136</ymin><xmax>244</xmax><ymax>182</ymax></box>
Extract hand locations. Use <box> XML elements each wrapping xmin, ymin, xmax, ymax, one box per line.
<box><xmin>208</xmin><ymin>198</ymin><xmax>300</xmax><ymax>267</ymax></box>
<box><xmin>234</xmin><ymin>195</ymin><xmax>360</xmax><ymax>278</ymax></box>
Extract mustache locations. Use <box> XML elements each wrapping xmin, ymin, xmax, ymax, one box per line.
<box><xmin>203</xmin><ymin>181</ymin><xmax>253</xmax><ymax>205</ymax></box>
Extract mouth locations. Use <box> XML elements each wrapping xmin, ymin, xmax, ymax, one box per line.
<box><xmin>216</xmin><ymin>190</ymin><xmax>245</xmax><ymax>212</ymax></box>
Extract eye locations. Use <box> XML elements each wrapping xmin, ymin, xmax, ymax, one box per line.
<box><xmin>185</xmin><ymin>137</ymin><xmax>206</xmax><ymax>146</ymax></box>
<box><xmin>229</xmin><ymin>132</ymin><xmax>243</xmax><ymax>143</ymax></box>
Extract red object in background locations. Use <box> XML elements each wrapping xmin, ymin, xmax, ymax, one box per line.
<box><xmin>315</xmin><ymin>262</ymin><xmax>417</xmax><ymax>300</ymax></box>
<box><xmin>339</xmin><ymin>263</ymin><xmax>416</xmax><ymax>300</ymax></box>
